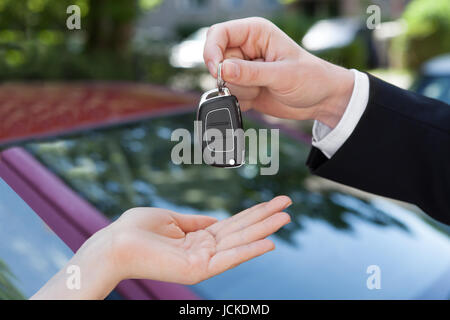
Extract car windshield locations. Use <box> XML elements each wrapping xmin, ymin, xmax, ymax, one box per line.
<box><xmin>0</xmin><ymin>178</ymin><xmax>73</xmax><ymax>299</ymax></box>
<box><xmin>24</xmin><ymin>112</ymin><xmax>450</xmax><ymax>299</ymax></box>
<box><xmin>0</xmin><ymin>178</ymin><xmax>124</xmax><ymax>300</ymax></box>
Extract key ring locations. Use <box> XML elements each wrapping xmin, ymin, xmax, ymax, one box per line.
<box><xmin>217</xmin><ymin>62</ymin><xmax>226</xmax><ymax>94</ymax></box>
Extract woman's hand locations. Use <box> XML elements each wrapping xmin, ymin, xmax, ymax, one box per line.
<box><xmin>203</xmin><ymin>17</ymin><xmax>354</xmax><ymax>128</ymax></box>
<box><xmin>31</xmin><ymin>196</ymin><xmax>292</xmax><ymax>299</ymax></box>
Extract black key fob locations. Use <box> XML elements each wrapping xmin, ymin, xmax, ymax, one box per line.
<box><xmin>197</xmin><ymin>87</ymin><xmax>245</xmax><ymax>168</ymax></box>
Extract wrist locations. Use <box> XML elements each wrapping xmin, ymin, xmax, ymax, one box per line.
<box><xmin>73</xmin><ymin>227</ymin><xmax>122</xmax><ymax>298</ymax></box>
<box><xmin>315</xmin><ymin>64</ymin><xmax>354</xmax><ymax>128</ymax></box>
<box><xmin>31</xmin><ymin>227</ymin><xmax>120</xmax><ymax>300</ymax></box>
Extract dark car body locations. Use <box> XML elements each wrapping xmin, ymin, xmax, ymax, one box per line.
<box><xmin>0</xmin><ymin>82</ymin><xmax>449</xmax><ymax>299</ymax></box>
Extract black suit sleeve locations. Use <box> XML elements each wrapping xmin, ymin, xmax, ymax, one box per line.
<box><xmin>306</xmin><ymin>73</ymin><xmax>450</xmax><ymax>225</ymax></box>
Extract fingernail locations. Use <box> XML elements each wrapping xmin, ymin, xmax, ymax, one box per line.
<box><xmin>223</xmin><ymin>60</ymin><xmax>240</xmax><ymax>79</ymax></box>
<box><xmin>269</xmin><ymin>196</ymin><xmax>292</xmax><ymax>210</ymax></box>
<box><xmin>278</xmin><ymin>212</ymin><xmax>292</xmax><ymax>225</ymax></box>
<box><xmin>279</xmin><ymin>196</ymin><xmax>292</xmax><ymax>210</ymax></box>
<box><xmin>284</xmin><ymin>200</ymin><xmax>292</xmax><ymax>210</ymax></box>
<box><xmin>208</xmin><ymin>61</ymin><xmax>216</xmax><ymax>77</ymax></box>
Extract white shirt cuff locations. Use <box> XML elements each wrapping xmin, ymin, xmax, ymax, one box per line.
<box><xmin>311</xmin><ymin>69</ymin><xmax>369</xmax><ymax>158</ymax></box>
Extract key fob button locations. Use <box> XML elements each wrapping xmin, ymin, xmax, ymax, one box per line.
<box><xmin>205</xmin><ymin>108</ymin><xmax>234</xmax><ymax>152</ymax></box>
<box><xmin>197</xmin><ymin>88</ymin><xmax>244</xmax><ymax>168</ymax></box>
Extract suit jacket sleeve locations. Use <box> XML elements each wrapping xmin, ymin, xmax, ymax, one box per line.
<box><xmin>306</xmin><ymin>73</ymin><xmax>450</xmax><ymax>225</ymax></box>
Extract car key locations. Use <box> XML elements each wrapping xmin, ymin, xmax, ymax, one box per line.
<box><xmin>196</xmin><ymin>63</ymin><xmax>245</xmax><ymax>168</ymax></box>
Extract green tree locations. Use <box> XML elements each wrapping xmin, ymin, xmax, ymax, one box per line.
<box><xmin>0</xmin><ymin>259</ymin><xmax>25</xmax><ymax>300</ymax></box>
<box><xmin>392</xmin><ymin>0</ymin><xmax>450</xmax><ymax>69</ymax></box>
<box><xmin>0</xmin><ymin>0</ymin><xmax>145</xmax><ymax>80</ymax></box>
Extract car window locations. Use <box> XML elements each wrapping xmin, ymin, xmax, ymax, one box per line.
<box><xmin>24</xmin><ymin>113</ymin><xmax>450</xmax><ymax>299</ymax></box>
<box><xmin>0</xmin><ymin>178</ymin><xmax>74</xmax><ymax>299</ymax></box>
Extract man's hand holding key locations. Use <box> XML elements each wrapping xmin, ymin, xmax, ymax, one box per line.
<box><xmin>203</xmin><ymin>17</ymin><xmax>354</xmax><ymax>129</ymax></box>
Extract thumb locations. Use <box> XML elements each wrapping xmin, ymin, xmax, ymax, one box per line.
<box><xmin>222</xmin><ymin>58</ymin><xmax>280</xmax><ymax>87</ymax></box>
<box><xmin>171</xmin><ymin>213</ymin><xmax>218</xmax><ymax>232</ymax></box>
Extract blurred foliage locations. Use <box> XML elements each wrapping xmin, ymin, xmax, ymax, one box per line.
<box><xmin>139</xmin><ymin>0</ymin><xmax>163</xmax><ymax>11</ymax></box>
<box><xmin>0</xmin><ymin>0</ymin><xmax>374</xmax><ymax>84</ymax></box>
<box><xmin>0</xmin><ymin>0</ymin><xmax>179</xmax><ymax>84</ymax></box>
<box><xmin>316</xmin><ymin>35</ymin><xmax>369</xmax><ymax>70</ymax></box>
<box><xmin>273</xmin><ymin>11</ymin><xmax>372</xmax><ymax>70</ymax></box>
<box><xmin>25</xmin><ymin>114</ymin><xmax>408</xmax><ymax>245</ymax></box>
<box><xmin>0</xmin><ymin>259</ymin><xmax>25</xmax><ymax>300</ymax></box>
<box><xmin>174</xmin><ymin>22</ymin><xmax>207</xmax><ymax>41</ymax></box>
<box><xmin>391</xmin><ymin>0</ymin><xmax>450</xmax><ymax>69</ymax></box>
<box><xmin>272</xmin><ymin>11</ymin><xmax>315</xmax><ymax>44</ymax></box>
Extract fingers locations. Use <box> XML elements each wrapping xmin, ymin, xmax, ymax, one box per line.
<box><xmin>210</xmin><ymin>195</ymin><xmax>292</xmax><ymax>239</ymax></box>
<box><xmin>118</xmin><ymin>207</ymin><xmax>176</xmax><ymax>231</ymax></box>
<box><xmin>230</xmin><ymin>195</ymin><xmax>291</xmax><ymax>226</ymax></box>
<box><xmin>216</xmin><ymin>212</ymin><xmax>290</xmax><ymax>251</ymax></box>
<box><xmin>222</xmin><ymin>58</ymin><xmax>282</xmax><ymax>87</ymax></box>
<box><xmin>171</xmin><ymin>213</ymin><xmax>218</xmax><ymax>233</ymax></box>
<box><xmin>206</xmin><ymin>202</ymin><xmax>266</xmax><ymax>236</ymax></box>
<box><xmin>203</xmin><ymin>17</ymin><xmax>272</xmax><ymax>76</ymax></box>
<box><xmin>252</xmin><ymin>89</ymin><xmax>317</xmax><ymax>120</ymax></box>
<box><xmin>223</xmin><ymin>47</ymin><xmax>246</xmax><ymax>60</ymax></box>
<box><xmin>222</xmin><ymin>48</ymin><xmax>261</xmax><ymax>104</ymax></box>
<box><xmin>226</xmin><ymin>83</ymin><xmax>260</xmax><ymax>101</ymax></box>
<box><xmin>208</xmin><ymin>239</ymin><xmax>275</xmax><ymax>277</ymax></box>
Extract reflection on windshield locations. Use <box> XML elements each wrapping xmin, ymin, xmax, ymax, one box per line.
<box><xmin>25</xmin><ymin>113</ymin><xmax>409</xmax><ymax>245</ymax></box>
<box><xmin>0</xmin><ymin>259</ymin><xmax>24</xmax><ymax>299</ymax></box>
<box><xmin>23</xmin><ymin>113</ymin><xmax>450</xmax><ymax>299</ymax></box>
<box><xmin>0</xmin><ymin>178</ymin><xmax>73</xmax><ymax>299</ymax></box>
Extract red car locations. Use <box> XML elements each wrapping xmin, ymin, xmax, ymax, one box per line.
<box><xmin>1</xmin><ymin>82</ymin><xmax>449</xmax><ymax>299</ymax></box>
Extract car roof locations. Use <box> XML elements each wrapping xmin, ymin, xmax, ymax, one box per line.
<box><xmin>0</xmin><ymin>82</ymin><xmax>197</xmax><ymax>147</ymax></box>
<box><xmin>422</xmin><ymin>54</ymin><xmax>450</xmax><ymax>76</ymax></box>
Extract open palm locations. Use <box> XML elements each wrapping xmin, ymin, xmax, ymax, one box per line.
<box><xmin>109</xmin><ymin>196</ymin><xmax>292</xmax><ymax>284</ymax></box>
